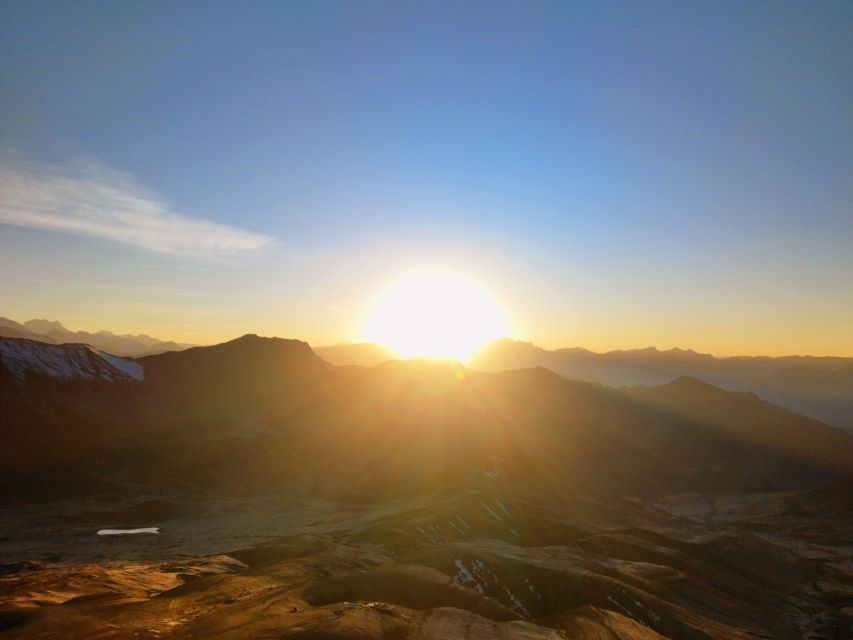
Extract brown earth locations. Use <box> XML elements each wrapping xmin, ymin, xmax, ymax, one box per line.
<box><xmin>1</xmin><ymin>483</ymin><xmax>851</xmax><ymax>639</ymax></box>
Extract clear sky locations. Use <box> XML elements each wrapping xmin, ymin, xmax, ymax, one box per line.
<box><xmin>1</xmin><ymin>1</ymin><xmax>851</xmax><ymax>356</ymax></box>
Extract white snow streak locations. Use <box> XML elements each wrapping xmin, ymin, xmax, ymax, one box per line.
<box><xmin>0</xmin><ymin>338</ymin><xmax>143</xmax><ymax>382</ymax></box>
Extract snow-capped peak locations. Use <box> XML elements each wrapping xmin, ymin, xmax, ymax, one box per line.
<box><xmin>0</xmin><ymin>337</ymin><xmax>144</xmax><ymax>382</ymax></box>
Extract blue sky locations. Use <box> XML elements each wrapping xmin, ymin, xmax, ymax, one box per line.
<box><xmin>1</xmin><ymin>1</ymin><xmax>851</xmax><ymax>354</ymax></box>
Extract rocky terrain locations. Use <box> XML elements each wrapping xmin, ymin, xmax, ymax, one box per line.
<box><xmin>1</xmin><ymin>335</ymin><xmax>851</xmax><ymax>638</ymax></box>
<box><xmin>1</xmin><ymin>481</ymin><xmax>851</xmax><ymax>639</ymax></box>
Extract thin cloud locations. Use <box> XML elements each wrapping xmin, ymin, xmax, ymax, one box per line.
<box><xmin>0</xmin><ymin>158</ymin><xmax>273</xmax><ymax>257</ymax></box>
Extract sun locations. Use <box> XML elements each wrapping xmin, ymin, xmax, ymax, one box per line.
<box><xmin>362</xmin><ymin>269</ymin><xmax>508</xmax><ymax>361</ymax></box>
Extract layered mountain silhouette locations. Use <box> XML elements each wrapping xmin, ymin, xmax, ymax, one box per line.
<box><xmin>7</xmin><ymin>317</ymin><xmax>849</xmax><ymax>432</ymax></box>
<box><xmin>2</xmin><ymin>334</ymin><xmax>850</xmax><ymax>501</ymax></box>
<box><xmin>0</xmin><ymin>316</ymin><xmax>193</xmax><ymax>357</ymax></box>
<box><xmin>460</xmin><ymin>339</ymin><xmax>853</xmax><ymax>431</ymax></box>
<box><xmin>1</xmin><ymin>334</ymin><xmax>852</xmax><ymax>639</ymax></box>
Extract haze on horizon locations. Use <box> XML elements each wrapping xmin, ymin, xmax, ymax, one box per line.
<box><xmin>1</xmin><ymin>2</ymin><xmax>851</xmax><ymax>357</ymax></box>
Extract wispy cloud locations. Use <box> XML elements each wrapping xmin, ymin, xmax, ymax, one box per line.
<box><xmin>0</xmin><ymin>158</ymin><xmax>273</xmax><ymax>257</ymax></box>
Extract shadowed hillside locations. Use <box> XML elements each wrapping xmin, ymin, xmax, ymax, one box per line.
<box><xmin>468</xmin><ymin>339</ymin><xmax>853</xmax><ymax>432</ymax></box>
<box><xmin>2</xmin><ymin>335</ymin><xmax>850</xmax><ymax>503</ymax></box>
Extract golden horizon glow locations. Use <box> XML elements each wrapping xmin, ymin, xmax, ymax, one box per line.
<box><xmin>362</xmin><ymin>269</ymin><xmax>508</xmax><ymax>361</ymax></box>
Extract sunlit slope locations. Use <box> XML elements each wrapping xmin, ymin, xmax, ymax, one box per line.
<box><xmin>4</xmin><ymin>480</ymin><xmax>850</xmax><ymax>639</ymax></box>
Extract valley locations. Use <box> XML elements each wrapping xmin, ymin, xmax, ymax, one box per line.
<box><xmin>2</xmin><ymin>481</ymin><xmax>851</xmax><ymax>639</ymax></box>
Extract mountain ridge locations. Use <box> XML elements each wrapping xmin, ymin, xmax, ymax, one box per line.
<box><xmin>0</xmin><ymin>316</ymin><xmax>194</xmax><ymax>357</ymax></box>
<box><xmin>2</xmin><ymin>333</ymin><xmax>850</xmax><ymax>503</ymax></box>
<box><xmin>467</xmin><ymin>339</ymin><xmax>853</xmax><ymax>431</ymax></box>
<box><xmin>314</xmin><ymin>338</ymin><xmax>853</xmax><ymax>431</ymax></box>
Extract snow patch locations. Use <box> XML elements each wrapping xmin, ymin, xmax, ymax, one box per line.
<box><xmin>453</xmin><ymin>559</ymin><xmax>484</xmax><ymax>593</ymax></box>
<box><xmin>482</xmin><ymin>502</ymin><xmax>503</xmax><ymax>521</ymax></box>
<box><xmin>94</xmin><ymin>350</ymin><xmax>144</xmax><ymax>381</ymax></box>
<box><xmin>525</xmin><ymin>578</ymin><xmax>543</xmax><ymax>600</ymax></box>
<box><xmin>97</xmin><ymin>527</ymin><xmax>159</xmax><ymax>535</ymax></box>
<box><xmin>0</xmin><ymin>338</ymin><xmax>142</xmax><ymax>383</ymax></box>
<box><xmin>606</xmin><ymin>588</ymin><xmax>658</xmax><ymax>626</ymax></box>
<box><xmin>452</xmin><ymin>558</ymin><xmax>532</xmax><ymax>619</ymax></box>
<box><xmin>448</xmin><ymin>520</ymin><xmax>466</xmax><ymax>536</ymax></box>
<box><xmin>502</xmin><ymin>584</ymin><xmax>532</xmax><ymax>618</ymax></box>
<box><xmin>494</xmin><ymin>499</ymin><xmax>512</xmax><ymax>518</ymax></box>
<box><xmin>417</xmin><ymin>523</ymin><xmax>445</xmax><ymax>544</ymax></box>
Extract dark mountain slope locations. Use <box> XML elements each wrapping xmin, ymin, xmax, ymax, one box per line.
<box><xmin>137</xmin><ymin>334</ymin><xmax>333</xmax><ymax>422</ymax></box>
<box><xmin>0</xmin><ymin>339</ymin><xmax>145</xmax><ymax>497</ymax></box>
<box><xmin>469</xmin><ymin>339</ymin><xmax>853</xmax><ymax>431</ymax></box>
<box><xmin>129</xmin><ymin>351</ymin><xmax>853</xmax><ymax>500</ymax></box>
<box><xmin>622</xmin><ymin>376</ymin><xmax>852</xmax><ymax>471</ymax></box>
<box><xmin>2</xmin><ymin>337</ymin><xmax>851</xmax><ymax>503</ymax></box>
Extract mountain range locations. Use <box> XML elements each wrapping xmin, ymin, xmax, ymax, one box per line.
<box><xmin>318</xmin><ymin>339</ymin><xmax>853</xmax><ymax>432</ymax></box>
<box><xmin>1</xmin><ymin>334</ymin><xmax>852</xmax><ymax>638</ymax></box>
<box><xmin>2</xmin><ymin>333</ymin><xmax>850</xmax><ymax>502</ymax></box>
<box><xmin>0</xmin><ymin>316</ymin><xmax>194</xmax><ymax>357</ymax></box>
<box><xmin>7</xmin><ymin>317</ymin><xmax>850</xmax><ymax>433</ymax></box>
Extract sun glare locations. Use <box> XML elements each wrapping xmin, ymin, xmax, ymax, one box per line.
<box><xmin>362</xmin><ymin>269</ymin><xmax>507</xmax><ymax>361</ymax></box>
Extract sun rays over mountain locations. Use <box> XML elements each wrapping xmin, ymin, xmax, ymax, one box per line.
<box><xmin>1</xmin><ymin>1</ymin><xmax>851</xmax><ymax>638</ymax></box>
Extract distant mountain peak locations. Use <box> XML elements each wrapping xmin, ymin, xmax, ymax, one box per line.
<box><xmin>24</xmin><ymin>318</ymin><xmax>68</xmax><ymax>334</ymax></box>
<box><xmin>155</xmin><ymin>333</ymin><xmax>317</xmax><ymax>362</ymax></box>
<box><xmin>661</xmin><ymin>376</ymin><xmax>759</xmax><ymax>400</ymax></box>
<box><xmin>1</xmin><ymin>315</ymin><xmax>195</xmax><ymax>357</ymax></box>
<box><xmin>227</xmin><ymin>333</ymin><xmax>310</xmax><ymax>349</ymax></box>
<box><xmin>668</xmin><ymin>375</ymin><xmax>710</xmax><ymax>387</ymax></box>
